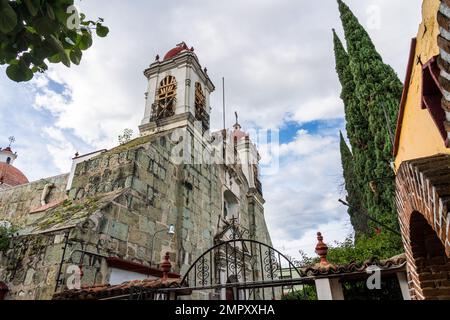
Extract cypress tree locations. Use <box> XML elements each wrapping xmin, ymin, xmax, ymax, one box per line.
<box><xmin>339</xmin><ymin>132</ymin><xmax>368</xmax><ymax>235</ymax></box>
<box><xmin>333</xmin><ymin>30</ymin><xmax>370</xmax><ymax>152</ymax></box>
<box><xmin>333</xmin><ymin>31</ymin><xmax>370</xmax><ymax>234</ymax></box>
<box><xmin>337</xmin><ymin>0</ymin><xmax>403</xmax><ymax>231</ymax></box>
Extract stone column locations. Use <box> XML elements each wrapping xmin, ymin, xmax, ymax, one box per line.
<box><xmin>315</xmin><ymin>278</ymin><xmax>344</xmax><ymax>300</ymax></box>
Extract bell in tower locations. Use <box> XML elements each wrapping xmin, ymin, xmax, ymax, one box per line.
<box><xmin>139</xmin><ymin>42</ymin><xmax>215</xmax><ymax>136</ymax></box>
<box><xmin>152</xmin><ymin>75</ymin><xmax>177</xmax><ymax>121</ymax></box>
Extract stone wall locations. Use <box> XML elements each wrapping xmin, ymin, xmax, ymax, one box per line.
<box><xmin>0</xmin><ymin>174</ymin><xmax>68</xmax><ymax>226</ymax></box>
<box><xmin>0</xmin><ymin>128</ymin><xmax>272</xmax><ymax>300</ymax></box>
<box><xmin>0</xmin><ymin>189</ymin><xmax>164</xmax><ymax>300</ymax></box>
<box><xmin>248</xmin><ymin>191</ymin><xmax>271</xmax><ymax>245</ymax></box>
<box><xmin>0</xmin><ymin>230</ymin><xmax>68</xmax><ymax>300</ymax></box>
<box><xmin>176</xmin><ymin>162</ymin><xmax>222</xmax><ymax>274</ymax></box>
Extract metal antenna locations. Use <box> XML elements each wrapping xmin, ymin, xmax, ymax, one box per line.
<box><xmin>222</xmin><ymin>77</ymin><xmax>227</xmax><ymax>163</ymax></box>
<box><xmin>222</xmin><ymin>77</ymin><xmax>226</xmax><ymax>130</ymax></box>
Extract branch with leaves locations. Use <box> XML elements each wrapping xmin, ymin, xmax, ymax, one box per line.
<box><xmin>0</xmin><ymin>0</ymin><xmax>109</xmax><ymax>82</ymax></box>
<box><xmin>118</xmin><ymin>128</ymin><xmax>133</xmax><ymax>145</ymax></box>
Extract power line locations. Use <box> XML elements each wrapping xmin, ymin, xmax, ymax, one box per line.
<box><xmin>338</xmin><ymin>199</ymin><xmax>401</xmax><ymax>236</ymax></box>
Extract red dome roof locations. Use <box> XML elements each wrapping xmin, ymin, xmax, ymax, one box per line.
<box><xmin>2</xmin><ymin>147</ymin><xmax>13</xmax><ymax>153</ymax></box>
<box><xmin>163</xmin><ymin>42</ymin><xmax>194</xmax><ymax>61</ymax></box>
<box><xmin>231</xmin><ymin>124</ymin><xmax>249</xmax><ymax>142</ymax></box>
<box><xmin>0</xmin><ymin>163</ymin><xmax>29</xmax><ymax>187</ymax></box>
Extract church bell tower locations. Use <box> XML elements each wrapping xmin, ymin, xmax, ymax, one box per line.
<box><xmin>139</xmin><ymin>42</ymin><xmax>215</xmax><ymax>136</ymax></box>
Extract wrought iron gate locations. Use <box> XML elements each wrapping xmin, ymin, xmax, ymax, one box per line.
<box><xmin>180</xmin><ymin>239</ymin><xmax>315</xmax><ymax>300</ymax></box>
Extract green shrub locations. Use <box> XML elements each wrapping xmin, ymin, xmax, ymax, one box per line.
<box><xmin>282</xmin><ymin>285</ymin><xmax>317</xmax><ymax>301</ymax></box>
<box><xmin>326</xmin><ymin>232</ymin><xmax>403</xmax><ymax>265</ymax></box>
<box><xmin>0</xmin><ymin>224</ymin><xmax>15</xmax><ymax>252</ymax></box>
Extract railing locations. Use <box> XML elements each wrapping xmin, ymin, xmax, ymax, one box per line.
<box><xmin>181</xmin><ymin>239</ymin><xmax>308</xmax><ymax>300</ymax></box>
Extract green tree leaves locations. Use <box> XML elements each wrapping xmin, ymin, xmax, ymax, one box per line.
<box><xmin>70</xmin><ymin>47</ymin><xmax>82</xmax><ymax>65</ymax></box>
<box><xmin>118</xmin><ymin>128</ymin><xmax>134</xmax><ymax>145</ymax></box>
<box><xmin>79</xmin><ymin>30</ymin><xmax>93</xmax><ymax>50</ymax></box>
<box><xmin>325</xmin><ymin>232</ymin><xmax>403</xmax><ymax>265</ymax></box>
<box><xmin>334</xmin><ymin>1</ymin><xmax>402</xmax><ymax>241</ymax></box>
<box><xmin>339</xmin><ymin>132</ymin><xmax>368</xmax><ymax>235</ymax></box>
<box><xmin>0</xmin><ymin>1</ymin><xmax>109</xmax><ymax>82</ymax></box>
<box><xmin>46</xmin><ymin>2</ymin><xmax>56</xmax><ymax>20</ymax></box>
<box><xmin>0</xmin><ymin>1</ymin><xmax>17</xmax><ymax>34</ymax></box>
<box><xmin>34</xmin><ymin>15</ymin><xmax>59</xmax><ymax>35</ymax></box>
<box><xmin>48</xmin><ymin>35</ymin><xmax>70</xmax><ymax>67</ymax></box>
<box><xmin>6</xmin><ymin>62</ymin><xmax>33</xmax><ymax>82</ymax></box>
<box><xmin>24</xmin><ymin>0</ymin><xmax>40</xmax><ymax>16</ymax></box>
<box><xmin>96</xmin><ymin>23</ymin><xmax>109</xmax><ymax>37</ymax></box>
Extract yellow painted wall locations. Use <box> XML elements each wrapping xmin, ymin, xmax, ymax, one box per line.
<box><xmin>394</xmin><ymin>0</ymin><xmax>450</xmax><ymax>170</ymax></box>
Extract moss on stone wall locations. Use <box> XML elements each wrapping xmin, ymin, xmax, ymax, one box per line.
<box><xmin>0</xmin><ymin>226</ymin><xmax>11</xmax><ymax>251</ymax></box>
<box><xmin>102</xmin><ymin>135</ymin><xmax>154</xmax><ymax>157</ymax></box>
<box><xmin>34</xmin><ymin>197</ymin><xmax>101</xmax><ymax>232</ymax></box>
<box><xmin>0</xmin><ymin>174</ymin><xmax>69</xmax><ymax>226</ymax></box>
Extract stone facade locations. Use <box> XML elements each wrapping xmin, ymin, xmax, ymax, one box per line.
<box><xmin>0</xmin><ymin>125</ymin><xmax>270</xmax><ymax>300</ymax></box>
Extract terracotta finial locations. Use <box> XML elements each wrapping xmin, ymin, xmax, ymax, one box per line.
<box><xmin>315</xmin><ymin>232</ymin><xmax>329</xmax><ymax>266</ymax></box>
<box><xmin>160</xmin><ymin>252</ymin><xmax>172</xmax><ymax>281</ymax></box>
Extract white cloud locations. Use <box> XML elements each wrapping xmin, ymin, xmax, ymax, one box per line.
<box><xmin>30</xmin><ymin>74</ymin><xmax>49</xmax><ymax>89</ymax></box>
<box><xmin>34</xmin><ymin>87</ymin><xmax>71</xmax><ymax>114</ymax></box>
<box><xmin>274</xmin><ymin>220</ymin><xmax>353</xmax><ymax>258</ymax></box>
<box><xmin>263</xmin><ymin>127</ymin><xmax>353</xmax><ymax>259</ymax></box>
<box><xmin>279</xmin><ymin>129</ymin><xmax>336</xmax><ymax>157</ymax></box>
<box><xmin>27</xmin><ymin>0</ymin><xmax>421</xmax><ymax>139</ymax></box>
<box><xmin>287</xmin><ymin>95</ymin><xmax>344</xmax><ymax>125</ymax></box>
<box><xmin>42</xmin><ymin>127</ymin><xmax>76</xmax><ymax>173</ymax></box>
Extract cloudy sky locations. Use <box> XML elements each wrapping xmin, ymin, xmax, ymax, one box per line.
<box><xmin>0</xmin><ymin>0</ymin><xmax>422</xmax><ymax>257</ymax></box>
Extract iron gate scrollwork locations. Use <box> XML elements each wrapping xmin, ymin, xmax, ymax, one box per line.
<box><xmin>181</xmin><ymin>239</ymin><xmax>312</xmax><ymax>300</ymax></box>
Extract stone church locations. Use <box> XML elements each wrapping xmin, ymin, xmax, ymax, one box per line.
<box><xmin>0</xmin><ymin>42</ymin><xmax>272</xmax><ymax>300</ymax></box>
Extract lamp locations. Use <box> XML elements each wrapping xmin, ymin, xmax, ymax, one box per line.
<box><xmin>150</xmin><ymin>224</ymin><xmax>175</xmax><ymax>267</ymax></box>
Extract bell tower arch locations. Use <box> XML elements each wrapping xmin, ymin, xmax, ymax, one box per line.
<box><xmin>139</xmin><ymin>42</ymin><xmax>215</xmax><ymax>136</ymax></box>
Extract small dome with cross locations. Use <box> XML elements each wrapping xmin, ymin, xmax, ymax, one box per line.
<box><xmin>0</xmin><ymin>137</ymin><xmax>29</xmax><ymax>189</ymax></box>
